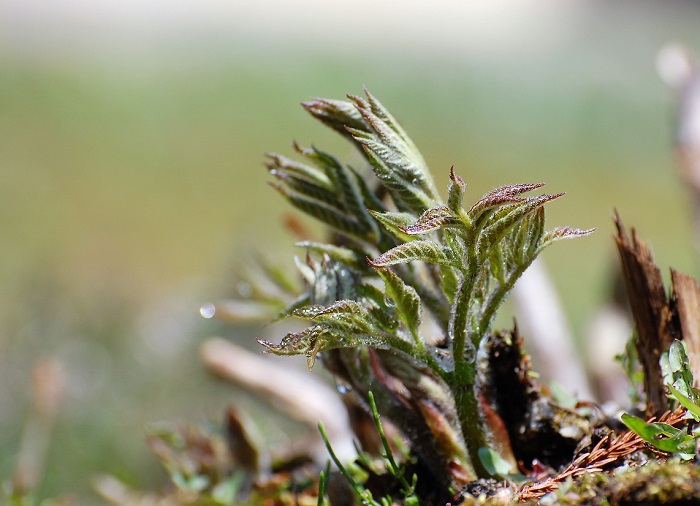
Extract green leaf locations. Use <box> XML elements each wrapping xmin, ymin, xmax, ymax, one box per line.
<box><xmin>317</xmin><ymin>461</ymin><xmax>331</xmax><ymax>506</ymax></box>
<box><xmin>266</xmin><ymin>152</ymin><xmax>332</xmax><ymax>188</ymax></box>
<box><xmin>294</xmin><ymin>300</ymin><xmax>379</xmax><ymax>333</ymax></box>
<box><xmin>376</xmin><ymin>268</ymin><xmax>422</xmax><ymax>337</ymax></box>
<box><xmin>477</xmin><ymin>193</ymin><xmax>563</xmax><ymax>259</ymax></box>
<box><xmin>369</xmin><ymin>210</ymin><xmax>419</xmax><ymax>242</ymax></box>
<box><xmin>400</xmin><ymin>205</ymin><xmax>463</xmax><ymax>235</ymax></box>
<box><xmin>478</xmin><ymin>447</ymin><xmax>516</xmax><ymax>477</ymax></box>
<box><xmin>271</xmin><ymin>183</ymin><xmax>367</xmax><ymax>238</ymax></box>
<box><xmin>620</xmin><ymin>413</ymin><xmax>695</xmax><ymax>454</ymax></box>
<box><xmin>211</xmin><ymin>472</ymin><xmax>245</xmax><ymax>505</ymax></box>
<box><xmin>343</xmin><ymin>90</ymin><xmax>438</xmax><ymax>214</ymax></box>
<box><xmin>468</xmin><ymin>183</ymin><xmax>545</xmax><ymax>221</ymax></box>
<box><xmin>447</xmin><ymin>167</ymin><xmax>466</xmax><ymax>215</ymax></box>
<box><xmin>363</xmin><ymin>89</ymin><xmax>425</xmax><ymax>164</ymax></box>
<box><xmin>272</xmin><ymin>172</ymin><xmax>341</xmax><ymax>209</ymax></box>
<box><xmin>296</xmin><ymin>241</ymin><xmax>366</xmax><ymax>270</ymax></box>
<box><xmin>351</xmin><ymin>130</ymin><xmax>436</xmax><ymax>214</ymax></box>
<box><xmin>306</xmin><ymin>257</ymin><xmax>359</xmax><ymax>306</ymax></box>
<box><xmin>259</xmin><ymin>300</ymin><xmax>393</xmax><ymax>369</ymax></box>
<box><xmin>349</xmin><ymin>165</ymin><xmax>388</xmax><ymax>213</ymax></box>
<box><xmin>302</xmin><ymin>97</ymin><xmax>368</xmax><ymax>142</ymax></box>
<box><xmin>258</xmin><ymin>324</ymin><xmax>388</xmax><ymax>370</ymax></box>
<box><xmin>368</xmin><ymin>240</ymin><xmax>458</xmax><ymax>269</ymax></box>
<box><xmin>524</xmin><ymin>207</ymin><xmax>546</xmax><ymax>258</ymax></box>
<box><xmin>301</xmin><ymin>145</ymin><xmax>379</xmax><ymax>237</ymax></box>
<box><xmin>538</xmin><ymin>226</ymin><xmax>595</xmax><ymax>253</ymax></box>
<box><xmin>668</xmin><ymin>383</ymin><xmax>700</xmax><ymax>422</ymax></box>
<box><xmin>669</xmin><ymin>340</ymin><xmax>688</xmax><ymax>371</ymax></box>
<box><xmin>351</xmin><ymin>93</ymin><xmax>435</xmax><ymax>194</ymax></box>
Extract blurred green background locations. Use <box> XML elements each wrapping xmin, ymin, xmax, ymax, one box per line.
<box><xmin>2</xmin><ymin>0</ymin><xmax>700</xmax><ymax>501</ymax></box>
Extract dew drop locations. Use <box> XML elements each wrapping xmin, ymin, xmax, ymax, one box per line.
<box><xmin>463</xmin><ymin>341</ymin><xmax>476</xmax><ymax>364</ymax></box>
<box><xmin>236</xmin><ymin>281</ymin><xmax>252</xmax><ymax>298</ymax></box>
<box><xmin>336</xmin><ymin>380</ymin><xmax>352</xmax><ymax>395</ymax></box>
<box><xmin>384</xmin><ymin>296</ymin><xmax>395</xmax><ymax>308</ymax></box>
<box><xmin>199</xmin><ymin>303</ymin><xmax>216</xmax><ymax>319</ymax></box>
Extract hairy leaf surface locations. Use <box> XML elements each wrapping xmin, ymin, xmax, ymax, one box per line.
<box><xmin>369</xmin><ymin>240</ymin><xmax>458</xmax><ymax>269</ymax></box>
<box><xmin>376</xmin><ymin>268</ymin><xmax>422</xmax><ymax>336</ymax></box>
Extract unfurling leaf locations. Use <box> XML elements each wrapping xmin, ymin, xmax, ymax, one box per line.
<box><xmin>509</xmin><ymin>206</ymin><xmax>545</xmax><ymax>265</ymax></box>
<box><xmin>297</xmin><ymin>145</ymin><xmax>378</xmax><ymax>236</ymax></box>
<box><xmin>369</xmin><ymin>210</ymin><xmax>419</xmax><ymax>242</ymax></box>
<box><xmin>468</xmin><ymin>183</ymin><xmax>545</xmax><ymax>220</ymax></box>
<box><xmin>447</xmin><ymin>167</ymin><xmax>466</xmax><ymax>215</ymax></box>
<box><xmin>401</xmin><ymin>206</ymin><xmax>463</xmax><ymax>235</ymax></box>
<box><xmin>295</xmin><ymin>241</ymin><xmax>366</xmax><ymax>271</ymax></box>
<box><xmin>376</xmin><ymin>268</ymin><xmax>422</xmax><ymax>337</ymax></box>
<box><xmin>272</xmin><ymin>185</ymin><xmax>368</xmax><ymax>238</ymax></box>
<box><xmin>538</xmin><ymin>226</ymin><xmax>595</xmax><ymax>252</ymax></box>
<box><xmin>258</xmin><ymin>324</ymin><xmax>390</xmax><ymax>371</ymax></box>
<box><xmin>477</xmin><ymin>193</ymin><xmax>563</xmax><ymax>258</ymax></box>
<box><xmin>302</xmin><ymin>98</ymin><xmax>367</xmax><ymax>142</ymax></box>
<box><xmin>351</xmin><ymin>133</ymin><xmax>436</xmax><ymax>214</ymax></box>
<box><xmin>293</xmin><ymin>300</ymin><xmax>377</xmax><ymax>332</ymax></box>
<box><xmin>265</xmin><ymin>152</ymin><xmax>331</xmax><ymax>189</ymax></box>
<box><xmin>260</xmin><ymin>299</ymin><xmax>397</xmax><ymax>369</ymax></box>
<box><xmin>369</xmin><ymin>240</ymin><xmax>457</xmax><ymax>269</ymax></box>
<box><xmin>346</xmin><ymin>91</ymin><xmax>439</xmax><ymax>214</ymax></box>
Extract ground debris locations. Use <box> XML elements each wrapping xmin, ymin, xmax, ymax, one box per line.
<box><xmin>517</xmin><ymin>408</ymin><xmax>687</xmax><ymax>502</ymax></box>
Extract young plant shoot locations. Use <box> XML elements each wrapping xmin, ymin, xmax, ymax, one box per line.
<box><xmin>258</xmin><ymin>89</ymin><xmax>593</xmax><ymax>493</ymax></box>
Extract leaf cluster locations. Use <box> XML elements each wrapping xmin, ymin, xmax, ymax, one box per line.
<box><xmin>261</xmin><ymin>90</ymin><xmax>592</xmax><ymax>381</ymax></box>
<box><xmin>256</xmin><ymin>89</ymin><xmax>592</xmax><ymax>492</ymax></box>
<box><xmin>622</xmin><ymin>341</ymin><xmax>700</xmax><ymax>459</ymax></box>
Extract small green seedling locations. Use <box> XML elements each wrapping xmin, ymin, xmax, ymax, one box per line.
<box><xmin>622</xmin><ymin>340</ymin><xmax>700</xmax><ymax>460</ymax></box>
<box><xmin>256</xmin><ymin>89</ymin><xmax>592</xmax><ymax>493</ymax></box>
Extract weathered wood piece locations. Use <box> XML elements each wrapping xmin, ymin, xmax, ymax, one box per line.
<box><xmin>614</xmin><ymin>213</ymin><xmax>678</xmax><ymax>417</ymax></box>
<box><xmin>671</xmin><ymin>269</ymin><xmax>700</xmax><ymax>385</ymax></box>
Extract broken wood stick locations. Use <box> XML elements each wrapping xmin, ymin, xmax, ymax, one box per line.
<box><xmin>614</xmin><ymin>213</ymin><xmax>678</xmax><ymax>417</ymax></box>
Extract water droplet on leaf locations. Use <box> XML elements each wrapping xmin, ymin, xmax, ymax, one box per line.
<box><xmin>236</xmin><ymin>281</ymin><xmax>252</xmax><ymax>298</ymax></box>
<box><xmin>463</xmin><ymin>341</ymin><xmax>476</xmax><ymax>364</ymax></box>
<box><xmin>336</xmin><ymin>380</ymin><xmax>352</xmax><ymax>394</ymax></box>
<box><xmin>200</xmin><ymin>303</ymin><xmax>216</xmax><ymax>319</ymax></box>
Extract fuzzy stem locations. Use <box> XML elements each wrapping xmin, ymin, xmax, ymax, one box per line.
<box><xmin>447</xmin><ymin>246</ymin><xmax>493</xmax><ymax>480</ymax></box>
<box><xmin>452</xmin><ymin>247</ymin><xmax>479</xmax><ymax>378</ymax></box>
<box><xmin>450</xmin><ymin>379</ymin><xmax>490</xmax><ymax>479</ymax></box>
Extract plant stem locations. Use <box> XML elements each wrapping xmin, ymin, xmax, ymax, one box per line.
<box><xmin>452</xmin><ymin>247</ymin><xmax>479</xmax><ymax>379</ymax></box>
<box><xmin>450</xmin><ymin>380</ymin><xmax>490</xmax><ymax>479</ymax></box>
<box><xmin>446</xmin><ymin>248</ymin><xmax>493</xmax><ymax>480</ymax></box>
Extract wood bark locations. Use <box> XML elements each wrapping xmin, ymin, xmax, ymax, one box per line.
<box><xmin>671</xmin><ymin>269</ymin><xmax>700</xmax><ymax>385</ymax></box>
<box><xmin>614</xmin><ymin>213</ymin><xmax>678</xmax><ymax>417</ymax></box>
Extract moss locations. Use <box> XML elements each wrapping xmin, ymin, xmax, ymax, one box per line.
<box><xmin>536</xmin><ymin>460</ymin><xmax>700</xmax><ymax>506</ymax></box>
